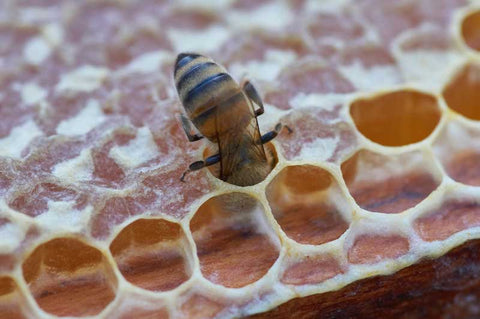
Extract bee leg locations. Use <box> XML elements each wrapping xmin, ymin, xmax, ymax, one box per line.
<box><xmin>180</xmin><ymin>153</ymin><xmax>221</xmax><ymax>182</ymax></box>
<box><xmin>260</xmin><ymin>123</ymin><xmax>293</xmax><ymax>144</ymax></box>
<box><xmin>243</xmin><ymin>81</ymin><xmax>264</xmax><ymax>117</ymax></box>
<box><xmin>180</xmin><ymin>114</ymin><xmax>203</xmax><ymax>142</ymax></box>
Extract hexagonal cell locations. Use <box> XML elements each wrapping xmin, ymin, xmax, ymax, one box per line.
<box><xmin>461</xmin><ymin>10</ymin><xmax>480</xmax><ymax>51</ymax></box>
<box><xmin>180</xmin><ymin>293</ymin><xmax>226</xmax><ymax>319</ymax></box>
<box><xmin>342</xmin><ymin>150</ymin><xmax>441</xmax><ymax>214</ymax></box>
<box><xmin>110</xmin><ymin>218</ymin><xmax>191</xmax><ymax>292</ymax></box>
<box><xmin>443</xmin><ymin>63</ymin><xmax>480</xmax><ymax>121</ymax></box>
<box><xmin>350</xmin><ymin>90</ymin><xmax>441</xmax><ymax>146</ymax></box>
<box><xmin>433</xmin><ymin>120</ymin><xmax>480</xmax><ymax>186</ymax></box>
<box><xmin>348</xmin><ymin>234</ymin><xmax>410</xmax><ymax>264</ymax></box>
<box><xmin>281</xmin><ymin>254</ymin><xmax>344</xmax><ymax>286</ymax></box>
<box><xmin>414</xmin><ymin>195</ymin><xmax>480</xmax><ymax>242</ymax></box>
<box><xmin>22</xmin><ymin>238</ymin><xmax>117</xmax><ymax>317</ymax></box>
<box><xmin>266</xmin><ymin>165</ymin><xmax>350</xmax><ymax>245</ymax></box>
<box><xmin>0</xmin><ymin>276</ymin><xmax>24</xmax><ymax>319</ymax></box>
<box><xmin>190</xmin><ymin>193</ymin><xmax>279</xmax><ymax>288</ymax></box>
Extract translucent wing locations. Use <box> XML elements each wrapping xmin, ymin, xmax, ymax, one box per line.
<box><xmin>217</xmin><ymin>96</ymin><xmax>267</xmax><ymax>182</ymax></box>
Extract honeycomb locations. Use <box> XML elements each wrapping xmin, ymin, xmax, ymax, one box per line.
<box><xmin>1</xmin><ymin>0</ymin><xmax>480</xmax><ymax>318</ymax></box>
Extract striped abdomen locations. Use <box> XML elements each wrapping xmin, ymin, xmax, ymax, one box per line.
<box><xmin>174</xmin><ymin>53</ymin><xmax>252</xmax><ymax>141</ymax></box>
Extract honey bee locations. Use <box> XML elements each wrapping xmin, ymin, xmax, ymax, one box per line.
<box><xmin>174</xmin><ymin>53</ymin><xmax>290</xmax><ymax>186</ymax></box>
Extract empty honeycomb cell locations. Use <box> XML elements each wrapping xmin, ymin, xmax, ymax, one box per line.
<box><xmin>190</xmin><ymin>193</ymin><xmax>279</xmax><ymax>288</ymax></box>
<box><xmin>348</xmin><ymin>234</ymin><xmax>410</xmax><ymax>264</ymax></box>
<box><xmin>22</xmin><ymin>238</ymin><xmax>117</xmax><ymax>317</ymax></box>
<box><xmin>342</xmin><ymin>150</ymin><xmax>441</xmax><ymax>214</ymax></box>
<box><xmin>414</xmin><ymin>198</ymin><xmax>480</xmax><ymax>242</ymax></box>
<box><xmin>180</xmin><ymin>293</ymin><xmax>225</xmax><ymax>319</ymax></box>
<box><xmin>110</xmin><ymin>218</ymin><xmax>191</xmax><ymax>292</ymax></box>
<box><xmin>0</xmin><ymin>276</ymin><xmax>24</xmax><ymax>319</ymax></box>
<box><xmin>461</xmin><ymin>10</ymin><xmax>480</xmax><ymax>51</ymax></box>
<box><xmin>433</xmin><ymin>120</ymin><xmax>480</xmax><ymax>186</ymax></box>
<box><xmin>281</xmin><ymin>255</ymin><xmax>344</xmax><ymax>286</ymax></box>
<box><xmin>266</xmin><ymin>165</ymin><xmax>350</xmax><ymax>245</ymax></box>
<box><xmin>350</xmin><ymin>90</ymin><xmax>441</xmax><ymax>146</ymax></box>
<box><xmin>443</xmin><ymin>63</ymin><xmax>480</xmax><ymax>121</ymax></box>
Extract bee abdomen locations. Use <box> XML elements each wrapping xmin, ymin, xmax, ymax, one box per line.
<box><xmin>176</xmin><ymin>61</ymin><xmax>216</xmax><ymax>93</ymax></box>
<box><xmin>174</xmin><ymin>53</ymin><xmax>238</xmax><ymax>118</ymax></box>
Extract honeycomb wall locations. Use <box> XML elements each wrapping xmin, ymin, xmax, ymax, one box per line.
<box><xmin>1</xmin><ymin>1</ymin><xmax>480</xmax><ymax>318</ymax></box>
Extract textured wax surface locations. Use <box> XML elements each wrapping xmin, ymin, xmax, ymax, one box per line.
<box><xmin>1</xmin><ymin>0</ymin><xmax>480</xmax><ymax>318</ymax></box>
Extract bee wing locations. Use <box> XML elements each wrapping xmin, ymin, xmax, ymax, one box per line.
<box><xmin>218</xmin><ymin>100</ymin><xmax>267</xmax><ymax>181</ymax></box>
<box><xmin>246</xmin><ymin>115</ymin><xmax>267</xmax><ymax>158</ymax></box>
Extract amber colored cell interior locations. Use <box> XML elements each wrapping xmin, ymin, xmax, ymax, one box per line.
<box><xmin>266</xmin><ymin>165</ymin><xmax>349</xmax><ymax>245</ymax></box>
<box><xmin>350</xmin><ymin>90</ymin><xmax>441</xmax><ymax>146</ymax></box>
<box><xmin>348</xmin><ymin>234</ymin><xmax>410</xmax><ymax>264</ymax></box>
<box><xmin>190</xmin><ymin>193</ymin><xmax>279</xmax><ymax>288</ymax></box>
<box><xmin>281</xmin><ymin>255</ymin><xmax>344</xmax><ymax>285</ymax></box>
<box><xmin>0</xmin><ymin>277</ymin><xmax>16</xmax><ymax>296</ymax></box>
<box><xmin>22</xmin><ymin>238</ymin><xmax>116</xmax><ymax>317</ymax></box>
<box><xmin>0</xmin><ymin>277</ymin><xmax>23</xmax><ymax>319</ymax></box>
<box><xmin>445</xmin><ymin>150</ymin><xmax>480</xmax><ymax>186</ymax></box>
<box><xmin>342</xmin><ymin>152</ymin><xmax>440</xmax><ymax>213</ymax></box>
<box><xmin>414</xmin><ymin>200</ymin><xmax>480</xmax><ymax>242</ymax></box>
<box><xmin>110</xmin><ymin>218</ymin><xmax>190</xmax><ymax>291</ymax></box>
<box><xmin>461</xmin><ymin>10</ymin><xmax>480</xmax><ymax>51</ymax></box>
<box><xmin>443</xmin><ymin>63</ymin><xmax>480</xmax><ymax>121</ymax></box>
